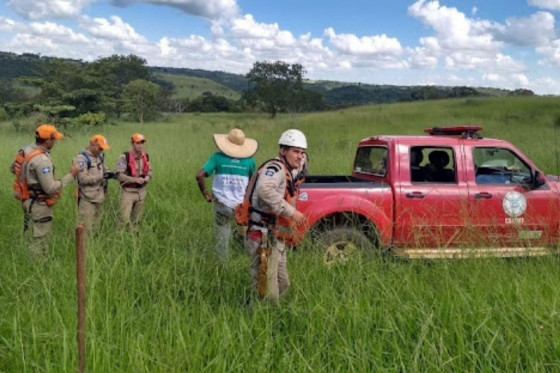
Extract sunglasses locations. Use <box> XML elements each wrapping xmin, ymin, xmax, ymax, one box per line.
<box><xmin>134</xmin><ymin>140</ymin><xmax>146</xmax><ymax>144</ymax></box>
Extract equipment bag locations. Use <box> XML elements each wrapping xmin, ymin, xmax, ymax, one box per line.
<box><xmin>12</xmin><ymin>148</ymin><xmax>46</xmax><ymax>201</ymax></box>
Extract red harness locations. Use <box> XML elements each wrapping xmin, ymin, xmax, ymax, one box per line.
<box><xmin>120</xmin><ymin>151</ymin><xmax>150</xmax><ymax>188</ymax></box>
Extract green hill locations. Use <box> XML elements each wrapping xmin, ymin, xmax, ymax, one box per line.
<box><xmin>0</xmin><ymin>51</ymin><xmax>539</xmax><ymax>109</ymax></box>
<box><xmin>154</xmin><ymin>72</ymin><xmax>240</xmax><ymax>100</ymax></box>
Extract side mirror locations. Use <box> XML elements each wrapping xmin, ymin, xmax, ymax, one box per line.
<box><xmin>532</xmin><ymin>170</ymin><xmax>546</xmax><ymax>189</ymax></box>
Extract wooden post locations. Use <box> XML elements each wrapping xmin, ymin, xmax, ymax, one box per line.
<box><xmin>76</xmin><ymin>223</ymin><xmax>86</xmax><ymax>373</ymax></box>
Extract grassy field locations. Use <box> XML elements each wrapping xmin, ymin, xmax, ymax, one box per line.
<box><xmin>3</xmin><ymin>96</ymin><xmax>560</xmax><ymax>372</ymax></box>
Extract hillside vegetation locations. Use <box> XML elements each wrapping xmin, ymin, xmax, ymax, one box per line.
<box><xmin>0</xmin><ymin>51</ymin><xmax>538</xmax><ymax>112</ymax></box>
<box><xmin>154</xmin><ymin>72</ymin><xmax>240</xmax><ymax>100</ymax></box>
<box><xmin>2</xmin><ymin>96</ymin><xmax>560</xmax><ymax>371</ymax></box>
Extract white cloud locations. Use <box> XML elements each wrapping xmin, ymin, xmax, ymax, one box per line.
<box><xmin>111</xmin><ymin>0</ymin><xmax>239</xmax><ymax>20</ymax></box>
<box><xmin>536</xmin><ymin>39</ymin><xmax>560</xmax><ymax>66</ymax></box>
<box><xmin>408</xmin><ymin>0</ymin><xmax>502</xmax><ymax>51</ymax></box>
<box><xmin>529</xmin><ymin>0</ymin><xmax>560</xmax><ymax>11</ymax></box>
<box><xmin>7</xmin><ymin>0</ymin><xmax>95</xmax><ymax>19</ymax></box>
<box><xmin>230</xmin><ymin>14</ymin><xmax>287</xmax><ymax>40</ymax></box>
<box><xmin>0</xmin><ymin>16</ymin><xmax>18</xmax><ymax>32</ymax></box>
<box><xmin>324</xmin><ymin>27</ymin><xmax>403</xmax><ymax>57</ymax></box>
<box><xmin>79</xmin><ymin>15</ymin><xmax>146</xmax><ymax>42</ymax></box>
<box><xmin>492</xmin><ymin>11</ymin><xmax>555</xmax><ymax>47</ymax></box>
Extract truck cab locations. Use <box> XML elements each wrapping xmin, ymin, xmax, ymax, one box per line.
<box><xmin>297</xmin><ymin>126</ymin><xmax>560</xmax><ymax>261</ymax></box>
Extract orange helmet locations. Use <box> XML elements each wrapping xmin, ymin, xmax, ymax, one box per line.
<box><xmin>131</xmin><ymin>133</ymin><xmax>146</xmax><ymax>143</ymax></box>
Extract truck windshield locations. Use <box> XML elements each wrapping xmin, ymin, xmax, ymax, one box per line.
<box><xmin>354</xmin><ymin>146</ymin><xmax>388</xmax><ymax>176</ymax></box>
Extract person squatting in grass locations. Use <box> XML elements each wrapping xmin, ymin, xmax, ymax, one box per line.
<box><xmin>196</xmin><ymin>128</ymin><xmax>258</xmax><ymax>265</ymax></box>
<box><xmin>72</xmin><ymin>135</ymin><xmax>112</xmax><ymax>233</ymax></box>
<box><xmin>114</xmin><ymin>133</ymin><xmax>153</xmax><ymax>230</ymax></box>
<box><xmin>12</xmin><ymin>124</ymin><xmax>80</xmax><ymax>259</ymax></box>
<box><xmin>244</xmin><ymin>129</ymin><xmax>307</xmax><ymax>305</ymax></box>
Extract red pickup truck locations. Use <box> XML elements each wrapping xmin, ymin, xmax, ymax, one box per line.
<box><xmin>296</xmin><ymin>126</ymin><xmax>559</xmax><ymax>262</ymax></box>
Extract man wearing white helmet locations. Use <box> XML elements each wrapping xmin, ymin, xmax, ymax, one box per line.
<box><xmin>245</xmin><ymin>129</ymin><xmax>307</xmax><ymax>305</ymax></box>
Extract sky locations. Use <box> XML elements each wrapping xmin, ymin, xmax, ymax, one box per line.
<box><xmin>1</xmin><ymin>0</ymin><xmax>560</xmax><ymax>95</ymax></box>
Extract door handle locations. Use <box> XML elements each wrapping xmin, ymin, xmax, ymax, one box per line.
<box><xmin>474</xmin><ymin>192</ymin><xmax>492</xmax><ymax>199</ymax></box>
<box><xmin>406</xmin><ymin>192</ymin><xmax>425</xmax><ymax>199</ymax></box>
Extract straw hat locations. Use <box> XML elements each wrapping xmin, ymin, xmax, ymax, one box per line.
<box><xmin>213</xmin><ymin>128</ymin><xmax>258</xmax><ymax>158</ymax></box>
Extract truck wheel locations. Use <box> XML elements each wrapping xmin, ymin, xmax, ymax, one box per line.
<box><xmin>318</xmin><ymin>227</ymin><xmax>373</xmax><ymax>266</ymax></box>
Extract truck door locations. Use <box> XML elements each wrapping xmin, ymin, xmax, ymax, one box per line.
<box><xmin>466</xmin><ymin>146</ymin><xmax>560</xmax><ymax>246</ymax></box>
<box><xmin>395</xmin><ymin>145</ymin><xmax>470</xmax><ymax>248</ymax></box>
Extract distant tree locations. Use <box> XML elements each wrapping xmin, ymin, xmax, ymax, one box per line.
<box><xmin>0</xmin><ymin>78</ymin><xmax>29</xmax><ymax>105</ymax></box>
<box><xmin>510</xmin><ymin>89</ymin><xmax>534</xmax><ymax>96</ymax></box>
<box><xmin>88</xmin><ymin>54</ymin><xmax>152</xmax><ymax>117</ymax></box>
<box><xmin>411</xmin><ymin>86</ymin><xmax>442</xmax><ymax>100</ymax></box>
<box><xmin>122</xmin><ymin>79</ymin><xmax>161</xmax><ymax>123</ymax></box>
<box><xmin>450</xmin><ymin>86</ymin><xmax>479</xmax><ymax>98</ymax></box>
<box><xmin>243</xmin><ymin>61</ymin><xmax>306</xmax><ymax>118</ymax></box>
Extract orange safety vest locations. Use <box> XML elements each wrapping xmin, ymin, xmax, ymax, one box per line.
<box><xmin>120</xmin><ymin>151</ymin><xmax>150</xmax><ymax>188</ymax></box>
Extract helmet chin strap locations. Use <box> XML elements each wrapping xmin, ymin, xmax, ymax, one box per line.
<box><xmin>280</xmin><ymin>153</ymin><xmax>294</xmax><ymax>170</ymax></box>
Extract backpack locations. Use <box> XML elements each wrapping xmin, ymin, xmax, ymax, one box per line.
<box><xmin>12</xmin><ymin>148</ymin><xmax>46</xmax><ymax>201</ymax></box>
<box><xmin>234</xmin><ymin>159</ymin><xmax>291</xmax><ymax>227</ymax></box>
<box><xmin>79</xmin><ymin>151</ymin><xmax>104</xmax><ymax>169</ymax></box>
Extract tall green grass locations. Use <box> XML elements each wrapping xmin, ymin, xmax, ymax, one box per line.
<box><xmin>2</xmin><ymin>97</ymin><xmax>560</xmax><ymax>372</ymax></box>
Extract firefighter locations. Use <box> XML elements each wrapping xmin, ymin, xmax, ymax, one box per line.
<box><xmin>18</xmin><ymin>124</ymin><xmax>80</xmax><ymax>259</ymax></box>
<box><xmin>73</xmin><ymin>134</ymin><xmax>111</xmax><ymax>232</ymax></box>
<box><xmin>114</xmin><ymin>133</ymin><xmax>153</xmax><ymax>230</ymax></box>
<box><xmin>196</xmin><ymin>128</ymin><xmax>258</xmax><ymax>265</ymax></box>
<box><xmin>244</xmin><ymin>129</ymin><xmax>307</xmax><ymax>305</ymax></box>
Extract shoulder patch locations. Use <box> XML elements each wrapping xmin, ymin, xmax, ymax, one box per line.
<box><xmin>78</xmin><ymin>161</ymin><xmax>85</xmax><ymax>167</ymax></box>
<box><xmin>118</xmin><ymin>161</ymin><xmax>126</xmax><ymax>167</ymax></box>
<box><xmin>41</xmin><ymin>166</ymin><xmax>51</xmax><ymax>174</ymax></box>
<box><xmin>265</xmin><ymin>169</ymin><xmax>276</xmax><ymax>177</ymax></box>
<box><xmin>266</xmin><ymin>163</ymin><xmax>281</xmax><ymax>172</ymax></box>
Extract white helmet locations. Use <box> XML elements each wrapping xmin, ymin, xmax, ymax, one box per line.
<box><xmin>278</xmin><ymin>129</ymin><xmax>307</xmax><ymax>149</ymax></box>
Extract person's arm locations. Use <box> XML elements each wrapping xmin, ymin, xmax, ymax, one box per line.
<box><xmin>144</xmin><ymin>152</ymin><xmax>153</xmax><ymax>182</ymax></box>
<box><xmin>35</xmin><ymin>156</ymin><xmax>79</xmax><ymax>195</ymax></box>
<box><xmin>196</xmin><ymin>169</ymin><xmax>213</xmax><ymax>202</ymax></box>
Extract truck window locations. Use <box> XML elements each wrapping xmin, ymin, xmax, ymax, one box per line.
<box><xmin>410</xmin><ymin>147</ymin><xmax>426</xmax><ymax>182</ymax></box>
<box><xmin>354</xmin><ymin>146</ymin><xmax>388</xmax><ymax>176</ymax></box>
<box><xmin>473</xmin><ymin>147</ymin><xmax>531</xmax><ymax>185</ymax></box>
<box><xmin>413</xmin><ymin>147</ymin><xmax>456</xmax><ymax>183</ymax></box>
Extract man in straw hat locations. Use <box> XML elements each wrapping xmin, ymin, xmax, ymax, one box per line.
<box><xmin>72</xmin><ymin>134</ymin><xmax>112</xmax><ymax>232</ymax></box>
<box><xmin>14</xmin><ymin>124</ymin><xmax>80</xmax><ymax>259</ymax></box>
<box><xmin>196</xmin><ymin>128</ymin><xmax>258</xmax><ymax>265</ymax></box>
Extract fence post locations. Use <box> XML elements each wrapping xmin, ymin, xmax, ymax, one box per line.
<box><xmin>76</xmin><ymin>223</ymin><xmax>86</xmax><ymax>373</ymax></box>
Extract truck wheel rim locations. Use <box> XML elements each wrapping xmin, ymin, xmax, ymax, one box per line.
<box><xmin>323</xmin><ymin>241</ymin><xmax>357</xmax><ymax>266</ymax></box>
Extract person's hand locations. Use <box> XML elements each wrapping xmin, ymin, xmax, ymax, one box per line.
<box><xmin>203</xmin><ymin>192</ymin><xmax>213</xmax><ymax>202</ymax></box>
<box><xmin>143</xmin><ymin>176</ymin><xmax>151</xmax><ymax>183</ymax></box>
<box><xmin>70</xmin><ymin>164</ymin><xmax>80</xmax><ymax>177</ymax></box>
<box><xmin>136</xmin><ymin>177</ymin><xmax>146</xmax><ymax>185</ymax></box>
<box><xmin>292</xmin><ymin>210</ymin><xmax>305</xmax><ymax>226</ymax></box>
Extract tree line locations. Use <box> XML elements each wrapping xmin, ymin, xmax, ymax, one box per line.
<box><xmin>0</xmin><ymin>51</ymin><xmax>535</xmax><ymax>126</ymax></box>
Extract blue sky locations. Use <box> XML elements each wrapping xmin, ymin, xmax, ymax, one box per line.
<box><xmin>0</xmin><ymin>0</ymin><xmax>559</xmax><ymax>94</ymax></box>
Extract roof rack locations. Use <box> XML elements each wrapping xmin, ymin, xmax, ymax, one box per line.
<box><xmin>424</xmin><ymin>125</ymin><xmax>483</xmax><ymax>139</ymax></box>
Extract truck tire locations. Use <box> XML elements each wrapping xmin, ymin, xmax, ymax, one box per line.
<box><xmin>317</xmin><ymin>227</ymin><xmax>374</xmax><ymax>266</ymax></box>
